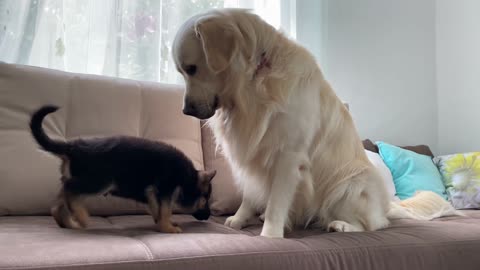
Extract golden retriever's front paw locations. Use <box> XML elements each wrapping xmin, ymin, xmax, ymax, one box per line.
<box><xmin>260</xmin><ymin>223</ymin><xmax>284</xmax><ymax>238</ymax></box>
<box><xmin>225</xmin><ymin>216</ymin><xmax>247</xmax><ymax>230</ymax></box>
<box><xmin>327</xmin><ymin>220</ymin><xmax>361</xmax><ymax>232</ymax></box>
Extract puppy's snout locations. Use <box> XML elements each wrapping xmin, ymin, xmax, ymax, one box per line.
<box><xmin>192</xmin><ymin>208</ymin><xmax>210</xmax><ymax>221</ymax></box>
<box><xmin>183</xmin><ymin>101</ymin><xmax>197</xmax><ymax>117</ymax></box>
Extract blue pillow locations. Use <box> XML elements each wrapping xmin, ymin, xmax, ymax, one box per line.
<box><xmin>376</xmin><ymin>141</ymin><xmax>447</xmax><ymax>200</ymax></box>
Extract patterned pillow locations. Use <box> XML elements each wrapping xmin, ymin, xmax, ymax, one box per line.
<box><xmin>434</xmin><ymin>152</ymin><xmax>480</xmax><ymax>209</ymax></box>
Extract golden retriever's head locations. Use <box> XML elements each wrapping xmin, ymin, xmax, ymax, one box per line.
<box><xmin>172</xmin><ymin>10</ymin><xmax>255</xmax><ymax>119</ymax></box>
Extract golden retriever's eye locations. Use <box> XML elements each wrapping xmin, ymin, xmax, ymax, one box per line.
<box><xmin>185</xmin><ymin>65</ymin><xmax>197</xmax><ymax>76</ymax></box>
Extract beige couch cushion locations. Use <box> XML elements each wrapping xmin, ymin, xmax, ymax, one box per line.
<box><xmin>0</xmin><ymin>62</ymin><xmax>204</xmax><ymax>215</ymax></box>
<box><xmin>2</xmin><ymin>212</ymin><xmax>480</xmax><ymax>270</ymax></box>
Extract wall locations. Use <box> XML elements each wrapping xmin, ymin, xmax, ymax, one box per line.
<box><xmin>295</xmin><ymin>0</ymin><xmax>325</xmax><ymax>63</ymax></box>
<box><xmin>436</xmin><ymin>0</ymin><xmax>480</xmax><ymax>155</ymax></box>
<box><xmin>316</xmin><ymin>0</ymin><xmax>438</xmax><ymax>151</ymax></box>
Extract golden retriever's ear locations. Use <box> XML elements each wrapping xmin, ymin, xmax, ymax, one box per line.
<box><xmin>194</xmin><ymin>16</ymin><xmax>240</xmax><ymax>74</ymax></box>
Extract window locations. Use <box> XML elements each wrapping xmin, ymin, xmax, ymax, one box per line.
<box><xmin>0</xmin><ymin>0</ymin><xmax>296</xmax><ymax>84</ymax></box>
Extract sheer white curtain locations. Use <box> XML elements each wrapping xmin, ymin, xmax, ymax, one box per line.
<box><xmin>0</xmin><ymin>0</ymin><xmax>296</xmax><ymax>84</ymax></box>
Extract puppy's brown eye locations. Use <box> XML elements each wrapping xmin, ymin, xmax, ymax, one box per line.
<box><xmin>185</xmin><ymin>65</ymin><xmax>197</xmax><ymax>76</ymax></box>
<box><xmin>200</xmin><ymin>198</ymin><xmax>206</xmax><ymax>207</ymax></box>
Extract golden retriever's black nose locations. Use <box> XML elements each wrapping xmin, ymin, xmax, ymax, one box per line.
<box><xmin>183</xmin><ymin>102</ymin><xmax>197</xmax><ymax>116</ymax></box>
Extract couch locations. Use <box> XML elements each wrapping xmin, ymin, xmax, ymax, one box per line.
<box><xmin>1</xmin><ymin>62</ymin><xmax>480</xmax><ymax>270</ymax></box>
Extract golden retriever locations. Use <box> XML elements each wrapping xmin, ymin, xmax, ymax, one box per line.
<box><xmin>172</xmin><ymin>9</ymin><xmax>459</xmax><ymax>238</ymax></box>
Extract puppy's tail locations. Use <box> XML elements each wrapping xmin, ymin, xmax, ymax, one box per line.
<box><xmin>30</xmin><ymin>105</ymin><xmax>68</xmax><ymax>155</ymax></box>
<box><xmin>387</xmin><ymin>191</ymin><xmax>465</xmax><ymax>221</ymax></box>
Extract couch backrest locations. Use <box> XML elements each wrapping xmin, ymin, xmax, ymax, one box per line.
<box><xmin>0</xmin><ymin>62</ymin><xmax>204</xmax><ymax>215</ymax></box>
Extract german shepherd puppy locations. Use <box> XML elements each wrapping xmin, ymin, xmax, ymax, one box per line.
<box><xmin>30</xmin><ymin>105</ymin><xmax>215</xmax><ymax>233</ymax></box>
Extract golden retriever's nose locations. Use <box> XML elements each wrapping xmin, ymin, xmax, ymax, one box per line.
<box><xmin>183</xmin><ymin>102</ymin><xmax>197</xmax><ymax>117</ymax></box>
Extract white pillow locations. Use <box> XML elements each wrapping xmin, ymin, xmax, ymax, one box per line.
<box><xmin>365</xmin><ymin>150</ymin><xmax>399</xmax><ymax>201</ymax></box>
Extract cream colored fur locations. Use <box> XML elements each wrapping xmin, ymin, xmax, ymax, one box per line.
<box><xmin>388</xmin><ymin>191</ymin><xmax>464</xmax><ymax>220</ymax></box>
<box><xmin>172</xmin><ymin>9</ymin><xmax>456</xmax><ymax>238</ymax></box>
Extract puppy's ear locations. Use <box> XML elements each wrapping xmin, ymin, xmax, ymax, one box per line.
<box><xmin>194</xmin><ymin>16</ymin><xmax>240</xmax><ymax>74</ymax></box>
<box><xmin>199</xmin><ymin>169</ymin><xmax>216</xmax><ymax>182</ymax></box>
<box><xmin>197</xmin><ymin>170</ymin><xmax>216</xmax><ymax>190</ymax></box>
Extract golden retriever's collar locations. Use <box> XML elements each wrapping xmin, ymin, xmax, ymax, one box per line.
<box><xmin>254</xmin><ymin>52</ymin><xmax>271</xmax><ymax>78</ymax></box>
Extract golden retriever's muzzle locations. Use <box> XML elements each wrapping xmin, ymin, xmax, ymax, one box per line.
<box><xmin>182</xmin><ymin>96</ymin><xmax>219</xmax><ymax>120</ymax></box>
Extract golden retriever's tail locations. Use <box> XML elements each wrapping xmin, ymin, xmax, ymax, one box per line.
<box><xmin>386</xmin><ymin>191</ymin><xmax>465</xmax><ymax>221</ymax></box>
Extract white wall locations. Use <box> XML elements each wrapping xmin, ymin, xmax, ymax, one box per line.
<box><xmin>317</xmin><ymin>0</ymin><xmax>438</xmax><ymax>151</ymax></box>
<box><xmin>295</xmin><ymin>0</ymin><xmax>325</xmax><ymax>63</ymax></box>
<box><xmin>436</xmin><ymin>0</ymin><xmax>480</xmax><ymax>155</ymax></box>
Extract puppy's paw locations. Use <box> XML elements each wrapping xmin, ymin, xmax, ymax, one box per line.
<box><xmin>327</xmin><ymin>220</ymin><xmax>360</xmax><ymax>232</ymax></box>
<box><xmin>157</xmin><ymin>222</ymin><xmax>182</xmax><ymax>233</ymax></box>
<box><xmin>66</xmin><ymin>217</ymin><xmax>85</xmax><ymax>230</ymax></box>
<box><xmin>225</xmin><ymin>215</ymin><xmax>247</xmax><ymax>230</ymax></box>
<box><xmin>51</xmin><ymin>204</ymin><xmax>66</xmax><ymax>228</ymax></box>
<box><xmin>51</xmin><ymin>203</ymin><xmax>84</xmax><ymax>229</ymax></box>
<box><xmin>73</xmin><ymin>211</ymin><xmax>89</xmax><ymax>229</ymax></box>
<box><xmin>259</xmin><ymin>213</ymin><xmax>265</xmax><ymax>222</ymax></box>
<box><xmin>166</xmin><ymin>225</ymin><xmax>182</xmax><ymax>234</ymax></box>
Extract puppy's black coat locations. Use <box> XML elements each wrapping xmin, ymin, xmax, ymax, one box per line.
<box><xmin>30</xmin><ymin>105</ymin><xmax>215</xmax><ymax>232</ymax></box>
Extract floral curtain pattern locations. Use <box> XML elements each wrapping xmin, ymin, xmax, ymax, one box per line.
<box><xmin>0</xmin><ymin>0</ymin><xmax>291</xmax><ymax>84</ymax></box>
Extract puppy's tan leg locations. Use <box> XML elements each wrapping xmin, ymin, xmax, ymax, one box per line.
<box><xmin>64</xmin><ymin>192</ymin><xmax>90</xmax><ymax>229</ymax></box>
<box><xmin>51</xmin><ymin>189</ymin><xmax>84</xmax><ymax>229</ymax></box>
<box><xmin>51</xmin><ymin>201</ymin><xmax>84</xmax><ymax>229</ymax></box>
<box><xmin>51</xmin><ymin>201</ymin><xmax>67</xmax><ymax>228</ymax></box>
<box><xmin>145</xmin><ymin>186</ymin><xmax>159</xmax><ymax>222</ymax></box>
<box><xmin>156</xmin><ymin>200</ymin><xmax>182</xmax><ymax>233</ymax></box>
<box><xmin>53</xmin><ymin>160</ymin><xmax>86</xmax><ymax>229</ymax></box>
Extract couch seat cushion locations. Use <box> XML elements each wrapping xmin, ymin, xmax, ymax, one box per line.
<box><xmin>2</xmin><ymin>212</ymin><xmax>480</xmax><ymax>270</ymax></box>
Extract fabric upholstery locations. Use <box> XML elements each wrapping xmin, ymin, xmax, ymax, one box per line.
<box><xmin>2</xmin><ymin>212</ymin><xmax>480</xmax><ymax>270</ymax></box>
<box><xmin>362</xmin><ymin>139</ymin><xmax>379</xmax><ymax>153</ymax></box>
<box><xmin>0</xmin><ymin>62</ymin><xmax>204</xmax><ymax>215</ymax></box>
<box><xmin>402</xmin><ymin>144</ymin><xmax>435</xmax><ymax>158</ymax></box>
<box><xmin>362</xmin><ymin>139</ymin><xmax>435</xmax><ymax>158</ymax></box>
